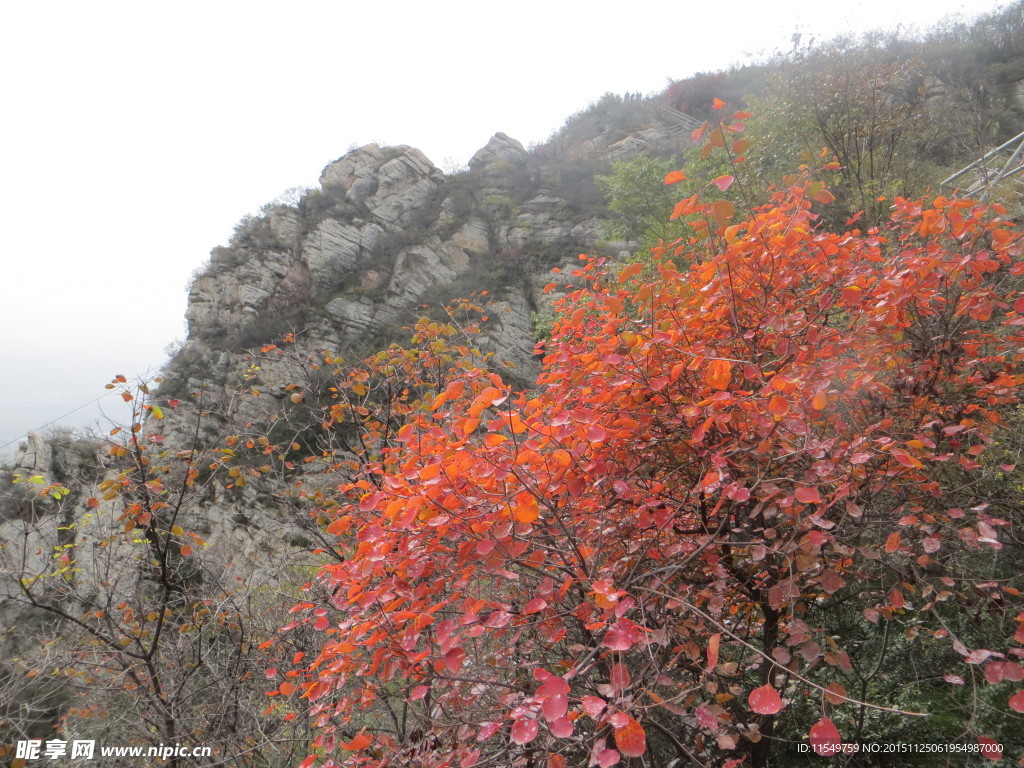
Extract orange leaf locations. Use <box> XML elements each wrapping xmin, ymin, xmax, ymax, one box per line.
<box><xmin>279</xmin><ymin>681</ymin><xmax>297</xmax><ymax>696</ymax></box>
<box><xmin>813</xmin><ymin>187</ymin><xmax>836</xmax><ymax>204</ymax></box>
<box><xmin>663</xmin><ymin>170</ymin><xmax>687</xmax><ymax>185</ymax></box>
<box><xmin>707</xmin><ymin>632</ymin><xmax>721</xmax><ymax>671</ymax></box>
<box><xmin>706</xmin><ymin>359</ymin><xmax>732</xmax><ymax>390</ymax></box>
<box><xmin>824</xmin><ymin>683</ymin><xmax>847</xmax><ymax>705</ymax></box>
<box><xmin>768</xmin><ymin>395</ymin><xmax>789</xmax><ymax>419</ymax></box>
<box><xmin>614</xmin><ymin>716</ymin><xmax>647</xmax><ymax>757</ymax></box>
<box><xmin>884</xmin><ymin>532</ymin><xmax>901</xmax><ymax>553</ymax></box>
<box><xmin>711</xmin><ymin>198</ymin><xmax>735</xmax><ymax>226</ymax></box>
<box><xmin>890</xmin><ymin>449</ymin><xmax>923</xmax><ymax>469</ymax></box>
<box><xmin>618</xmin><ymin>262</ymin><xmax>643</xmax><ymax>283</ymax></box>
<box><xmin>340</xmin><ymin>733</ymin><xmax>372</xmax><ymax>751</ymax></box>
<box><xmin>512</xmin><ymin>492</ymin><xmax>540</xmax><ymax>524</ymax></box>
<box><xmin>712</xmin><ymin>98</ymin><xmax>725</xmax><ymax>109</ymax></box>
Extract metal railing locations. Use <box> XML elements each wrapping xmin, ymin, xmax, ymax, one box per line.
<box><xmin>941</xmin><ymin>129</ymin><xmax>1024</xmax><ymax>200</ymax></box>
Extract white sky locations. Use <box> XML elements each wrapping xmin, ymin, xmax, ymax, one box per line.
<box><xmin>0</xmin><ymin>0</ymin><xmax>1000</xmax><ymax>457</ymax></box>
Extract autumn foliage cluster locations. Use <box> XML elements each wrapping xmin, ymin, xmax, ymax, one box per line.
<box><xmin>12</xmin><ymin>109</ymin><xmax>1022</xmax><ymax>768</ymax></box>
<box><xmin>268</xmin><ymin>111</ymin><xmax>1024</xmax><ymax>768</ymax></box>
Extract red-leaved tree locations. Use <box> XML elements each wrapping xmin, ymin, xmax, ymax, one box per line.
<box><xmin>278</xmin><ymin>114</ymin><xmax>1024</xmax><ymax>768</ymax></box>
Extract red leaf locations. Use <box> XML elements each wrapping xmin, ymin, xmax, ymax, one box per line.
<box><xmin>714</xmin><ymin>175</ymin><xmax>735</xmax><ymax>192</ymax></box>
<box><xmin>820</xmin><ymin>569</ymin><xmax>845</xmax><ymax>594</ymax></box>
<box><xmin>524</xmin><ymin>598</ymin><xmax>548</xmax><ymax>615</ymax></box>
<box><xmin>603</xmin><ymin>624</ymin><xmax>635</xmax><ymax>651</ymax></box>
<box><xmin>609</xmin><ymin>663</ymin><xmax>630</xmax><ymax>693</ymax></box>
<box><xmin>550</xmin><ymin>716</ymin><xmax>573</xmax><ymax>738</ymax></box>
<box><xmin>794</xmin><ymin>486</ymin><xmax>821</xmax><ymax>504</ymax></box>
<box><xmin>809</xmin><ymin>718</ymin><xmax>841</xmax><ymax>756</ymax></box>
<box><xmin>695</xmin><ymin>703</ymin><xmax>718</xmax><ymax>729</ymax></box>
<box><xmin>582</xmin><ymin>696</ymin><xmax>607</xmax><ymax>719</ymax></box>
<box><xmin>1009</xmin><ymin>689</ymin><xmax>1024</xmax><ymax>713</ymax></box>
<box><xmin>748</xmin><ymin>684</ymin><xmax>783</xmax><ymax>715</ymax></box>
<box><xmin>978</xmin><ymin>736</ymin><xmax>1002</xmax><ymax>760</ymax></box>
<box><xmin>511</xmin><ymin>718</ymin><xmax>539</xmax><ymax>745</ymax></box>
<box><xmin>443</xmin><ymin>647</ymin><xmax>466</xmax><ymax>673</ymax></box>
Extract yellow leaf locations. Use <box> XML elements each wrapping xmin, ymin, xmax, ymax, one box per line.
<box><xmin>171</xmin><ymin>525</ymin><xmax>184</xmax><ymax>536</ymax></box>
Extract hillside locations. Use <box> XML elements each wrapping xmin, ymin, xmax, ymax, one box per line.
<box><xmin>3</xmin><ymin>5</ymin><xmax>1024</xmax><ymax>766</ymax></box>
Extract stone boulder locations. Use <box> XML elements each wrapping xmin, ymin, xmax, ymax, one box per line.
<box><xmin>469</xmin><ymin>133</ymin><xmax>529</xmax><ymax>171</ymax></box>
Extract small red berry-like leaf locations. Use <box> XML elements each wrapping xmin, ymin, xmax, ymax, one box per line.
<box><xmin>748</xmin><ymin>684</ymin><xmax>783</xmax><ymax>715</ymax></box>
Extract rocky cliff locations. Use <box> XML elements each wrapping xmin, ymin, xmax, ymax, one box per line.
<box><xmin>0</xmin><ymin>102</ymin><xmax>690</xmax><ymax>688</ymax></box>
<box><xmin>175</xmin><ymin>134</ymin><xmax>613</xmax><ymax>396</ymax></box>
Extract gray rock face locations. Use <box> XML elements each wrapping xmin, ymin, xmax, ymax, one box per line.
<box><xmin>320</xmin><ymin>143</ymin><xmax>385</xmax><ymax>189</ymax></box>
<box><xmin>367</xmin><ymin>150</ymin><xmax>443</xmax><ymax>226</ymax></box>
<box><xmin>469</xmin><ymin>133</ymin><xmax>529</xmax><ymax>170</ymax></box>
<box><xmin>302</xmin><ymin>219</ymin><xmax>370</xmax><ymax>290</ymax></box>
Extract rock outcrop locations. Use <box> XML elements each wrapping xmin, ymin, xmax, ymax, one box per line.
<box><xmin>0</xmin><ymin>105</ymin><xmax>692</xmax><ymax>704</ymax></box>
